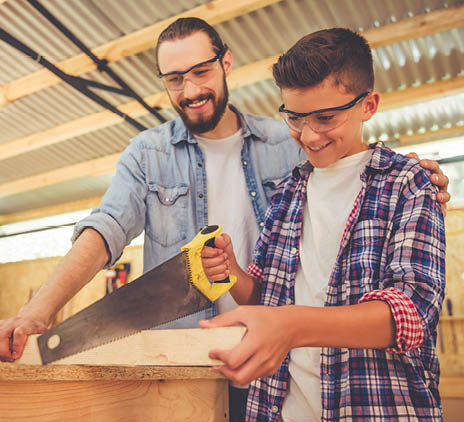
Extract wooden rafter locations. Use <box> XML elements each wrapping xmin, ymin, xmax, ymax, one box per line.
<box><xmin>1</xmin><ymin>5</ymin><xmax>463</xmax><ymax>161</ymax></box>
<box><xmin>398</xmin><ymin>125</ymin><xmax>464</xmax><ymax>146</ymax></box>
<box><xmin>0</xmin><ymin>153</ymin><xmax>120</xmax><ymax>199</ymax></box>
<box><xmin>1</xmin><ymin>122</ymin><xmax>462</xmax><ymax>223</ymax></box>
<box><xmin>0</xmin><ymin>58</ymin><xmax>277</xmax><ymax>161</ymax></box>
<box><xmin>1</xmin><ymin>3</ymin><xmax>463</xmax><ymax>108</ymax></box>
<box><xmin>379</xmin><ymin>77</ymin><xmax>464</xmax><ymax>112</ymax></box>
<box><xmin>1</xmin><ymin>71</ymin><xmax>462</xmax><ymax>162</ymax></box>
<box><xmin>0</xmin><ymin>0</ymin><xmax>282</xmax><ymax>107</ymax></box>
<box><xmin>1</xmin><ymin>120</ymin><xmax>463</xmax><ymax>204</ymax></box>
<box><xmin>0</xmin><ymin>196</ymin><xmax>102</xmax><ymax>225</ymax></box>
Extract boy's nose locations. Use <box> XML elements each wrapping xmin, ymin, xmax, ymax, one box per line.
<box><xmin>299</xmin><ymin>122</ymin><xmax>321</xmax><ymax>143</ymax></box>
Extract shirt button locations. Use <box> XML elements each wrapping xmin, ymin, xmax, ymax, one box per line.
<box><xmin>197</xmin><ymin>162</ymin><xmax>202</xmax><ymax>167</ymax></box>
<box><xmin>291</xmin><ymin>247</ymin><xmax>297</xmax><ymax>254</ymax></box>
<box><xmin>286</xmin><ymin>298</ymin><xmax>292</xmax><ymax>305</ymax></box>
<box><xmin>243</xmin><ymin>160</ymin><xmax>248</xmax><ymax>166</ymax></box>
<box><xmin>271</xmin><ymin>405</ymin><xmax>279</xmax><ymax>413</ymax></box>
<box><xmin>199</xmin><ymin>194</ymin><xmax>204</xmax><ymax>199</ymax></box>
<box><xmin>259</xmin><ymin>222</ymin><xmax>264</xmax><ymax>227</ymax></box>
<box><xmin>251</xmin><ymin>191</ymin><xmax>256</xmax><ymax>197</ymax></box>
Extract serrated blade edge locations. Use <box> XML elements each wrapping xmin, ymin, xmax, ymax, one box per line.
<box><xmin>37</xmin><ymin>252</ymin><xmax>211</xmax><ymax>364</ymax></box>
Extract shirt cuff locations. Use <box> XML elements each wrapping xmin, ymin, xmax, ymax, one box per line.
<box><xmin>359</xmin><ymin>287</ymin><xmax>424</xmax><ymax>353</ymax></box>
<box><xmin>246</xmin><ymin>262</ymin><xmax>263</xmax><ymax>283</ymax></box>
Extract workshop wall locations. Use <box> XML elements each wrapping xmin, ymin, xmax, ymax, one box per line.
<box><xmin>0</xmin><ymin>244</ymin><xmax>143</xmax><ymax>322</ymax></box>
<box><xmin>439</xmin><ymin>207</ymin><xmax>464</xmax><ymax>376</ymax></box>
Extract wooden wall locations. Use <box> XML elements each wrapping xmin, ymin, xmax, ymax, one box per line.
<box><xmin>0</xmin><ymin>244</ymin><xmax>143</xmax><ymax>322</ymax></box>
<box><xmin>439</xmin><ymin>207</ymin><xmax>464</xmax><ymax>376</ymax></box>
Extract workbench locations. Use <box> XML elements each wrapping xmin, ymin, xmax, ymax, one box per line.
<box><xmin>0</xmin><ymin>327</ymin><xmax>245</xmax><ymax>422</ymax></box>
<box><xmin>0</xmin><ymin>363</ymin><xmax>227</xmax><ymax>421</ymax></box>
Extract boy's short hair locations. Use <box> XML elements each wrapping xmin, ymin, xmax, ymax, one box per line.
<box><xmin>155</xmin><ymin>17</ymin><xmax>227</xmax><ymax>72</ymax></box>
<box><xmin>273</xmin><ymin>28</ymin><xmax>374</xmax><ymax>94</ymax></box>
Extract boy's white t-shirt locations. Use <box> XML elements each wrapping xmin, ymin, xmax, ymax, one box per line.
<box><xmin>195</xmin><ymin>130</ymin><xmax>260</xmax><ymax>315</ymax></box>
<box><xmin>281</xmin><ymin>149</ymin><xmax>373</xmax><ymax>422</ymax></box>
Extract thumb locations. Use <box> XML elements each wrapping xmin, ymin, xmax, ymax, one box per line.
<box><xmin>213</xmin><ymin>233</ymin><xmax>231</xmax><ymax>249</ymax></box>
<box><xmin>199</xmin><ymin>308</ymin><xmax>245</xmax><ymax>329</ymax></box>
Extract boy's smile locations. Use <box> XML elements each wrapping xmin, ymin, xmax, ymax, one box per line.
<box><xmin>281</xmin><ymin>77</ymin><xmax>379</xmax><ymax>168</ymax></box>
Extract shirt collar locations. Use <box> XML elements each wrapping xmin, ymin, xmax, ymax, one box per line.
<box><xmin>291</xmin><ymin>141</ymin><xmax>393</xmax><ymax>180</ymax></box>
<box><xmin>169</xmin><ymin>104</ymin><xmax>267</xmax><ymax>145</ymax></box>
<box><xmin>365</xmin><ymin>141</ymin><xmax>395</xmax><ymax>171</ymax></box>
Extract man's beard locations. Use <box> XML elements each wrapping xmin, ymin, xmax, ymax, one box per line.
<box><xmin>172</xmin><ymin>75</ymin><xmax>229</xmax><ymax>134</ymax></box>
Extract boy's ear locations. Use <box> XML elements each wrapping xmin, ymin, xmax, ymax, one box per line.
<box><xmin>222</xmin><ymin>49</ymin><xmax>233</xmax><ymax>77</ymax></box>
<box><xmin>362</xmin><ymin>92</ymin><xmax>380</xmax><ymax>122</ymax></box>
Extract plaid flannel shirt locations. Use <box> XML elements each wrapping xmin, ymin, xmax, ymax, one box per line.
<box><xmin>246</xmin><ymin>143</ymin><xmax>446</xmax><ymax>422</ymax></box>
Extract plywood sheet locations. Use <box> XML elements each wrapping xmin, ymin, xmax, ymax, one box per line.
<box><xmin>17</xmin><ymin>326</ymin><xmax>246</xmax><ymax>367</ymax></box>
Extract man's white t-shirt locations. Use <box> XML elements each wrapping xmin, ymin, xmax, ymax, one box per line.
<box><xmin>195</xmin><ymin>130</ymin><xmax>260</xmax><ymax>315</ymax></box>
<box><xmin>281</xmin><ymin>149</ymin><xmax>373</xmax><ymax>421</ymax></box>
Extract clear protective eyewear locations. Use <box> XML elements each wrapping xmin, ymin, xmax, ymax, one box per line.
<box><xmin>279</xmin><ymin>91</ymin><xmax>370</xmax><ymax>133</ymax></box>
<box><xmin>158</xmin><ymin>49</ymin><xmax>226</xmax><ymax>91</ymax></box>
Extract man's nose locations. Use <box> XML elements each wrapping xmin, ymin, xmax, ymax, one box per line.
<box><xmin>183</xmin><ymin>77</ymin><xmax>202</xmax><ymax>99</ymax></box>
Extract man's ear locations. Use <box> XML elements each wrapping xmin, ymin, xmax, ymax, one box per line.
<box><xmin>222</xmin><ymin>49</ymin><xmax>233</xmax><ymax>77</ymax></box>
<box><xmin>362</xmin><ymin>91</ymin><xmax>380</xmax><ymax>122</ymax></box>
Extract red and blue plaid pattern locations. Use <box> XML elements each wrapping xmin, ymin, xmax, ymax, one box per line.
<box><xmin>245</xmin><ymin>143</ymin><xmax>445</xmax><ymax>421</ymax></box>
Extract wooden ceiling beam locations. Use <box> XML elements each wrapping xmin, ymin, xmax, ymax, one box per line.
<box><xmin>1</xmin><ymin>71</ymin><xmax>462</xmax><ymax>161</ymax></box>
<box><xmin>1</xmin><ymin>3</ymin><xmax>463</xmax><ymax>107</ymax></box>
<box><xmin>0</xmin><ymin>56</ymin><xmax>281</xmax><ymax>160</ymax></box>
<box><xmin>0</xmin><ymin>0</ymin><xmax>282</xmax><ymax>107</ymax></box>
<box><xmin>2</xmin><ymin>124</ymin><xmax>462</xmax><ymax>223</ymax></box>
<box><xmin>362</xmin><ymin>4</ymin><xmax>464</xmax><ymax>49</ymax></box>
<box><xmin>0</xmin><ymin>153</ymin><xmax>120</xmax><ymax>199</ymax></box>
<box><xmin>0</xmin><ymin>91</ymin><xmax>170</xmax><ymax>161</ymax></box>
<box><xmin>0</xmin><ymin>196</ymin><xmax>102</xmax><ymax>225</ymax></box>
<box><xmin>1</xmin><ymin>122</ymin><xmax>463</xmax><ymax>204</ymax></box>
<box><xmin>397</xmin><ymin>124</ymin><xmax>464</xmax><ymax>146</ymax></box>
<box><xmin>378</xmin><ymin>76</ymin><xmax>464</xmax><ymax>112</ymax></box>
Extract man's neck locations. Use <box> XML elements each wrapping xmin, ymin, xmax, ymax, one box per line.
<box><xmin>194</xmin><ymin>106</ymin><xmax>240</xmax><ymax>140</ymax></box>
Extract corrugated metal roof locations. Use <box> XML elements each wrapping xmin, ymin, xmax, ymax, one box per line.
<box><xmin>0</xmin><ymin>0</ymin><xmax>463</xmax><ymax>218</ymax></box>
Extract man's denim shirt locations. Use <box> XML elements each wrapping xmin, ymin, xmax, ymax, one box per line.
<box><xmin>73</xmin><ymin>105</ymin><xmax>304</xmax><ymax>328</ymax></box>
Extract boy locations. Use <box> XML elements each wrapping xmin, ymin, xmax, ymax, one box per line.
<box><xmin>200</xmin><ymin>28</ymin><xmax>445</xmax><ymax>421</ymax></box>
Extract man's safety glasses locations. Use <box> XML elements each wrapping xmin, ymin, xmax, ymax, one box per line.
<box><xmin>158</xmin><ymin>49</ymin><xmax>226</xmax><ymax>91</ymax></box>
<box><xmin>279</xmin><ymin>92</ymin><xmax>370</xmax><ymax>133</ymax></box>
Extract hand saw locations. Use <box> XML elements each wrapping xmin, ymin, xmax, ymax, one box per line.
<box><xmin>37</xmin><ymin>224</ymin><xmax>236</xmax><ymax>364</ymax></box>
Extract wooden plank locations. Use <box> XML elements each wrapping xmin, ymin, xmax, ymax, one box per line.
<box><xmin>0</xmin><ymin>378</ymin><xmax>228</xmax><ymax>422</ymax></box>
<box><xmin>0</xmin><ymin>362</ymin><xmax>223</xmax><ymax>381</ymax></box>
<box><xmin>17</xmin><ymin>327</ymin><xmax>246</xmax><ymax>366</ymax></box>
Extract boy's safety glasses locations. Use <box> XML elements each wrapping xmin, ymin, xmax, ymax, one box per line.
<box><xmin>279</xmin><ymin>91</ymin><xmax>370</xmax><ymax>133</ymax></box>
<box><xmin>158</xmin><ymin>48</ymin><xmax>226</xmax><ymax>91</ymax></box>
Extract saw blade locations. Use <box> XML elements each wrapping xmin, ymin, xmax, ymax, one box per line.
<box><xmin>37</xmin><ymin>252</ymin><xmax>211</xmax><ymax>364</ymax></box>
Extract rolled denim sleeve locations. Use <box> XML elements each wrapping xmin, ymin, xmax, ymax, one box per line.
<box><xmin>72</xmin><ymin>140</ymin><xmax>148</xmax><ymax>267</ymax></box>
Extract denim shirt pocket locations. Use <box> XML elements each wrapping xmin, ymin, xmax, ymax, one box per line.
<box><xmin>146</xmin><ymin>182</ymin><xmax>189</xmax><ymax>247</ymax></box>
<box><xmin>262</xmin><ymin>176</ymin><xmax>286</xmax><ymax>202</ymax></box>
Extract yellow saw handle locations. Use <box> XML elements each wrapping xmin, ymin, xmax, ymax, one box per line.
<box><xmin>181</xmin><ymin>225</ymin><xmax>237</xmax><ymax>302</ymax></box>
